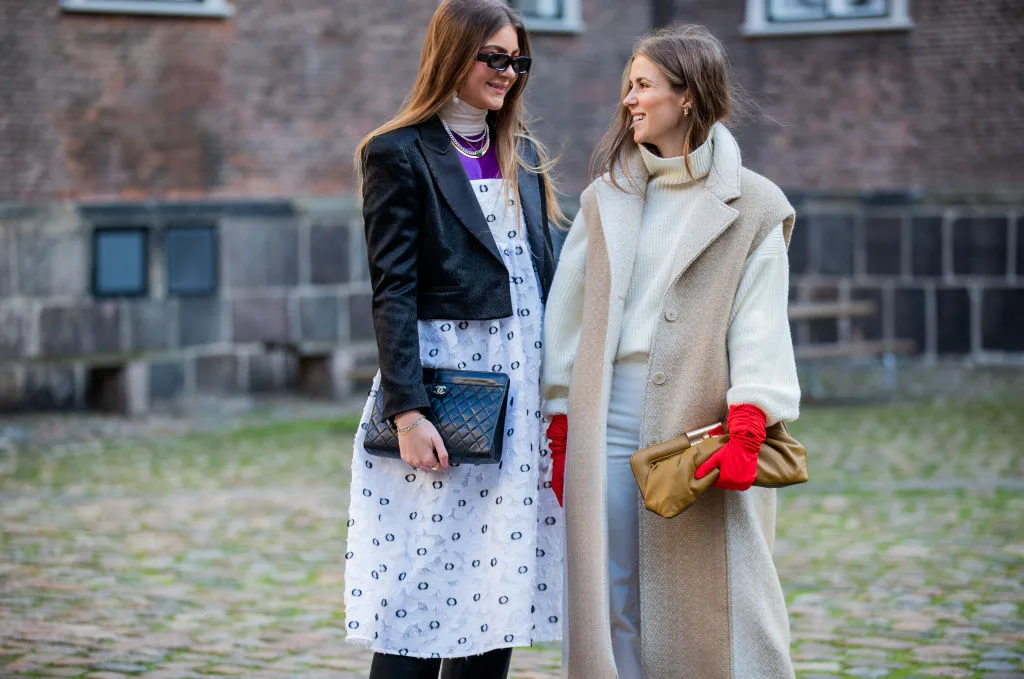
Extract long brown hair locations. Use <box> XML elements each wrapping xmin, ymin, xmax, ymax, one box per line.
<box><xmin>590</xmin><ymin>24</ymin><xmax>734</xmax><ymax>192</ymax></box>
<box><xmin>354</xmin><ymin>0</ymin><xmax>564</xmax><ymax>226</ymax></box>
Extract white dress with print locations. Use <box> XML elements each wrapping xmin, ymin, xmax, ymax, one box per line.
<box><xmin>344</xmin><ymin>177</ymin><xmax>564</xmax><ymax>659</ymax></box>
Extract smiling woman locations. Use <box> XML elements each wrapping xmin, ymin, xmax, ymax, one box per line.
<box><xmin>344</xmin><ymin>2</ymin><xmax>564</xmax><ymax>678</ymax></box>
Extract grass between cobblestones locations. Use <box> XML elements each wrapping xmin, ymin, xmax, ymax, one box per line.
<box><xmin>1</xmin><ymin>393</ymin><xmax>1022</xmax><ymax>678</ymax></box>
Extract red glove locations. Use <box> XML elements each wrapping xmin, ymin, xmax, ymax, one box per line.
<box><xmin>694</xmin><ymin>404</ymin><xmax>766</xmax><ymax>491</ymax></box>
<box><xmin>546</xmin><ymin>415</ymin><xmax>567</xmax><ymax>506</ymax></box>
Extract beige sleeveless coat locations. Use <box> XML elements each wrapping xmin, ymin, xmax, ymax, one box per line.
<box><xmin>560</xmin><ymin>125</ymin><xmax>797</xmax><ymax>679</ymax></box>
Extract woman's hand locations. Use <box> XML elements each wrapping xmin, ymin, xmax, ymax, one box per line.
<box><xmin>546</xmin><ymin>415</ymin><xmax>568</xmax><ymax>506</ymax></box>
<box><xmin>694</xmin><ymin>404</ymin><xmax>766</xmax><ymax>491</ymax></box>
<box><xmin>395</xmin><ymin>410</ymin><xmax>449</xmax><ymax>472</ymax></box>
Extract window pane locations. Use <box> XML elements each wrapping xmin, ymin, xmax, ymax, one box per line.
<box><xmin>94</xmin><ymin>229</ymin><xmax>146</xmax><ymax>297</ymax></box>
<box><xmin>828</xmin><ymin>0</ymin><xmax>888</xmax><ymax>18</ymax></box>
<box><xmin>166</xmin><ymin>225</ymin><xmax>217</xmax><ymax>296</ymax></box>
<box><xmin>511</xmin><ymin>0</ymin><xmax>564</xmax><ymax>20</ymax></box>
<box><xmin>769</xmin><ymin>0</ymin><xmax>827</xmax><ymax>21</ymax></box>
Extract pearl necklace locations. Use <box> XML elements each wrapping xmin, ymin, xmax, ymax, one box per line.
<box><xmin>441</xmin><ymin>119</ymin><xmax>490</xmax><ymax>159</ymax></box>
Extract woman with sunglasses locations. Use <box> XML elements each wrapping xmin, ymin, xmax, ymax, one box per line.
<box><xmin>544</xmin><ymin>25</ymin><xmax>801</xmax><ymax>678</ymax></box>
<box><xmin>344</xmin><ymin>1</ymin><xmax>564</xmax><ymax>678</ymax></box>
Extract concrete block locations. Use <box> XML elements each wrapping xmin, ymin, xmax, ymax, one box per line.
<box><xmin>222</xmin><ymin>218</ymin><xmax>299</xmax><ymax>288</ymax></box>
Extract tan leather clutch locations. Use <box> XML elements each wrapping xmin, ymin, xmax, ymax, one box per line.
<box><xmin>629</xmin><ymin>421</ymin><xmax>808</xmax><ymax>519</ymax></box>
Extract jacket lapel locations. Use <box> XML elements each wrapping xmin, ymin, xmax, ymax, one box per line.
<box><xmin>518</xmin><ymin>163</ymin><xmax>552</xmax><ymax>290</ymax></box>
<box><xmin>417</xmin><ymin>117</ymin><xmax>503</xmax><ymax>263</ymax></box>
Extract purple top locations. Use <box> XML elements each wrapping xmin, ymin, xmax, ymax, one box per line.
<box><xmin>454</xmin><ymin>130</ymin><xmax>501</xmax><ymax>180</ymax></box>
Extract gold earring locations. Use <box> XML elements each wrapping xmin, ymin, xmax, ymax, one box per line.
<box><xmin>683</xmin><ymin>105</ymin><xmax>691</xmax><ymax>118</ymax></box>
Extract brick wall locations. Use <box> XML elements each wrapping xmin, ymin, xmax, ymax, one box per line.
<box><xmin>0</xmin><ymin>0</ymin><xmax>649</xmax><ymax>202</ymax></box>
<box><xmin>670</xmin><ymin>0</ymin><xmax>1024</xmax><ymax>194</ymax></box>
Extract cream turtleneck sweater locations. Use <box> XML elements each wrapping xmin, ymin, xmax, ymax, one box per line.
<box><xmin>440</xmin><ymin>98</ymin><xmax>488</xmax><ymax>136</ymax></box>
<box><xmin>544</xmin><ymin>129</ymin><xmax>799</xmax><ymax>424</ymax></box>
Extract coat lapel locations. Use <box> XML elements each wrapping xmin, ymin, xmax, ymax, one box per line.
<box><xmin>592</xmin><ymin>161</ymin><xmax>647</xmax><ymax>340</ymax></box>
<box><xmin>666</xmin><ymin>123</ymin><xmax>744</xmax><ymax>285</ymax></box>
<box><xmin>417</xmin><ymin>117</ymin><xmax>503</xmax><ymax>264</ymax></box>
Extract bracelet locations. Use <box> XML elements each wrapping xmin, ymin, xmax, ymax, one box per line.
<box><xmin>396</xmin><ymin>415</ymin><xmax>427</xmax><ymax>435</ymax></box>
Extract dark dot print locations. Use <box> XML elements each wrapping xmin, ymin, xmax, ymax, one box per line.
<box><xmin>549</xmin><ymin>616</ymin><xmax>559</xmax><ymax>623</ymax></box>
<box><xmin>487</xmin><ymin>214</ymin><xmax>497</xmax><ymax>223</ymax></box>
<box><xmin>372</xmin><ymin>538</ymin><xmax>380</xmax><ymax>546</ymax></box>
<box><xmin>507</xmin><ymin>230</ymin><xmax>517</xmax><ymax>238</ymax></box>
<box><xmin>379</xmin><ymin>498</ymin><xmax>389</xmax><ymax>505</ymax></box>
<box><xmin>351</xmin><ymin>588</ymin><xmax>362</xmax><ymax>596</ymax></box>
<box><xmin>518</xmin><ymin>566</ymin><xmax>528</xmax><ymax>574</ymax></box>
<box><xmin>545</xmin><ymin>517</ymin><xmax>557</xmax><ymax>525</ymax></box>
<box><xmin>505</xmin><ymin>635</ymin><xmax>514</xmax><ymax>643</ymax></box>
<box><xmin>535</xmin><ymin>340</ymin><xmax>543</xmax><ymax>349</ymax></box>
<box><xmin>511</xmin><ymin>531</ymin><xmax>522</xmax><ymax>540</ymax></box>
<box><xmin>452</xmin><ymin>532</ymin><xmax>461</xmax><ymax>541</ymax></box>
<box><xmin>371</xmin><ymin>571</ymin><xmax>379</xmax><ymax>580</ymax></box>
<box><xmin>348</xmin><ymin>621</ymin><xmax>359</xmax><ymax>629</ymax></box>
<box><xmin>432</xmin><ymin>514</ymin><xmax>443</xmax><ymax>523</ymax></box>
<box><xmin>507</xmin><ymin>331</ymin><xmax>515</xmax><ymax>340</ymax></box>
<box><xmin>347</xmin><ymin>519</ymin><xmax>355</xmax><ymax>527</ymax></box>
<box><xmin>538</xmin><ymin>583</ymin><xmax>548</xmax><ymax>591</ymax></box>
<box><xmin>398</xmin><ymin>572</ymin><xmax>407</xmax><ymax>581</ymax></box>
<box><xmin>472</xmin><ymin>353</ymin><xmax>482</xmax><ymax>361</ymax></box>
<box><xmin>520</xmin><ymin>464</ymin><xmax>531</xmax><ymax>472</ymax></box>
<box><xmin>430</xmin><ymin>621</ymin><xmax>440</xmax><ymax>630</ymax></box>
<box><xmin>536</xmin><ymin>548</ymin><xmax>545</xmax><ymax>557</ymax></box>
<box><xmin>480</xmin><ymin>489</ymin><xmax>489</xmax><ymax>498</ymax></box>
<box><xmin>473</xmin><ymin>593</ymin><xmax>482</xmax><ymax>601</ymax></box>
<box><xmin>417</xmin><ymin>548</ymin><xmax>427</xmax><ymax>556</ymax></box>
<box><xmin>447</xmin><ymin>598</ymin><xmax>458</xmax><ymax>606</ymax></box>
<box><xmin>399</xmin><ymin>649</ymin><xmax>408</xmax><ymax>655</ymax></box>
<box><xmin>385</xmin><ymin>533</ymin><xmax>395</xmax><ymax>542</ymax></box>
<box><xmin>458</xmin><ymin>500</ymin><xmax>466</xmax><ymax>507</ymax></box>
<box><xmin>458</xmin><ymin>321</ymin><xmax>469</xmax><ymax>330</ymax></box>
<box><xmin>491</xmin><ymin>364</ymin><xmax>503</xmax><ymax>372</ymax></box>
<box><xmin>429</xmin><ymin>348</ymin><xmax>439</xmax><ymax>358</ymax></box>
<box><xmin>365</xmin><ymin>460</ymin><xmax>373</xmax><ymax>469</ymax></box>
<box><xmin>440</xmin><ymin>323</ymin><xmax>452</xmax><ymax>332</ymax></box>
<box><xmin>472</xmin><ymin>559</ymin><xmax>481</xmax><ymax>567</ymax></box>
<box><xmin>381</xmin><ymin>599</ymin><xmax>388</xmax><ymax>607</ymax></box>
<box><xmin>396</xmin><ymin>610</ymin><xmax>407</xmax><ymax>618</ymax></box>
<box><xmin>409</xmin><ymin>512</ymin><xmax>417</xmax><ymax>520</ymax></box>
<box><xmin>515</xmin><ymin>245</ymin><xmax>524</xmax><ymax>255</ymax></box>
<box><xmin>481</xmin><ymin>624</ymin><xmax>489</xmax><ymax>632</ymax></box>
<box><xmin>524</xmin><ymin>497</ymin><xmax>534</xmax><ymax>506</ymax></box>
<box><xmin>499</xmin><ymin>596</ymin><xmax>509</xmax><ymax>604</ymax></box>
<box><xmin>445</xmin><ymin>563</ymin><xmax>455</xmax><ymax>571</ymax></box>
<box><xmin>405</xmin><ymin>474</ymin><xmax>416</xmax><ymax>483</ymax></box>
<box><xmin>481</xmin><ymin>524</ymin><xmax>488</xmax><ymax>534</ymax></box>
<box><xmin>345</xmin><ymin>551</ymin><xmax>354</xmax><ymax>559</ymax></box>
<box><xmin>418</xmin><ymin>582</ymin><xmax>429</xmax><ymax>590</ymax></box>
<box><xmin>511</xmin><ymin>361</ymin><xmax>520</xmax><ymax>370</ymax></box>
<box><xmin>495</xmin><ymin>496</ymin><xmax>503</xmax><ymax>505</ymax></box>
<box><xmin>503</xmin><ymin>247</ymin><xmax>512</xmax><ymax>256</ymax></box>
<box><xmin>479</xmin><ymin>184</ymin><xmax>489</xmax><ymax>193</ymax></box>
<box><xmin>361</xmin><ymin>489</ymin><xmax>371</xmax><ymax>497</ymax></box>
<box><xmin>489</xmin><ymin>326</ymin><xmax>499</xmax><ymax>335</ymax></box>
<box><xmin>432</xmin><ymin>481</ymin><xmax>443</xmax><ymax>489</ymax></box>
<box><xmin>518</xmin><ymin>308</ymin><xmax>530</xmax><ymax>317</ymax></box>
<box><xmin>459</xmin><ymin>638</ymin><xmax>467</xmax><ymax>645</ymax></box>
<box><xmin>457</xmin><ymin>361</ymin><xmax>467</xmax><ymax>369</ymax></box>
<box><xmin>491</xmin><ymin>557</ymin><xmax>499</xmax><ymax>567</ymax></box>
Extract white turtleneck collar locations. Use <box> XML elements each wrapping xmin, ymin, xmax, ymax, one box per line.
<box><xmin>440</xmin><ymin>98</ymin><xmax>488</xmax><ymax>137</ymax></box>
<box><xmin>638</xmin><ymin>126</ymin><xmax>715</xmax><ymax>186</ymax></box>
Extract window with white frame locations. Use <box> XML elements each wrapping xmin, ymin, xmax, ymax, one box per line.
<box><xmin>508</xmin><ymin>0</ymin><xmax>582</xmax><ymax>34</ymax></box>
<box><xmin>60</xmin><ymin>0</ymin><xmax>232</xmax><ymax>18</ymax></box>
<box><xmin>742</xmin><ymin>0</ymin><xmax>911</xmax><ymax>36</ymax></box>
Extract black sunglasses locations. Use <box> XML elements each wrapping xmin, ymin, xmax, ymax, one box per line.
<box><xmin>476</xmin><ymin>52</ymin><xmax>532</xmax><ymax>74</ymax></box>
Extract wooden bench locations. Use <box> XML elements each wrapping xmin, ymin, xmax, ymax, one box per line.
<box><xmin>788</xmin><ymin>301</ymin><xmax>917</xmax><ymax>399</ymax></box>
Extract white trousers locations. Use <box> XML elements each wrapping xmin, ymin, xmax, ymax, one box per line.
<box><xmin>605</xmin><ymin>358</ymin><xmax>648</xmax><ymax>679</ymax></box>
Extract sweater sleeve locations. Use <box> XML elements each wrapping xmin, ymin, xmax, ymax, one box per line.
<box><xmin>541</xmin><ymin>207</ymin><xmax>590</xmax><ymax>416</ymax></box>
<box><xmin>726</xmin><ymin>223</ymin><xmax>801</xmax><ymax>425</ymax></box>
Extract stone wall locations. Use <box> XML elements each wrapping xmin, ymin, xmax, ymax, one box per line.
<box><xmin>0</xmin><ymin>200</ymin><xmax>377</xmax><ymax>411</ymax></box>
<box><xmin>788</xmin><ymin>193</ymin><xmax>1024</xmax><ymax>361</ymax></box>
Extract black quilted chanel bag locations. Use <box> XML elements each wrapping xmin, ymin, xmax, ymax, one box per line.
<box><xmin>363</xmin><ymin>368</ymin><xmax>510</xmax><ymax>464</ymax></box>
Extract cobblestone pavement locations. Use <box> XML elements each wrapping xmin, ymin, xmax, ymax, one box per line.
<box><xmin>1</xmin><ymin>369</ymin><xmax>1022</xmax><ymax>678</ymax></box>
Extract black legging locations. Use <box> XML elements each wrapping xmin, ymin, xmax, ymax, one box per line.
<box><xmin>368</xmin><ymin>647</ymin><xmax>513</xmax><ymax>679</ymax></box>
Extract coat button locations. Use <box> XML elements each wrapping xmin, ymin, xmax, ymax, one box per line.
<box><xmin>664</xmin><ymin>309</ymin><xmax>678</xmax><ymax>322</ymax></box>
<box><xmin>652</xmin><ymin>372</ymin><xmax>667</xmax><ymax>385</ymax></box>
